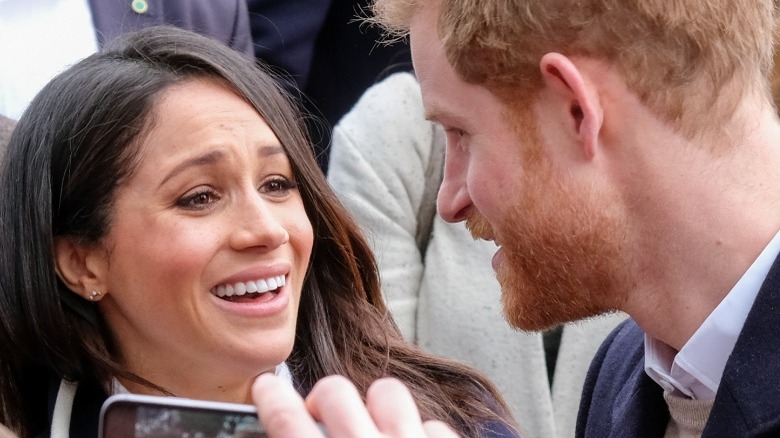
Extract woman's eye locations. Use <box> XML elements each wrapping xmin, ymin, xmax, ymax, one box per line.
<box><xmin>260</xmin><ymin>177</ymin><xmax>297</xmax><ymax>197</ymax></box>
<box><xmin>176</xmin><ymin>189</ymin><xmax>220</xmax><ymax>209</ymax></box>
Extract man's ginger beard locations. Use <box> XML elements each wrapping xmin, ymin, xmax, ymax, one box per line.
<box><xmin>465</xmin><ymin>112</ymin><xmax>634</xmax><ymax>331</ymax></box>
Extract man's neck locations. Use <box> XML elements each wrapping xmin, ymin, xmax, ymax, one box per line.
<box><xmin>615</xmin><ymin>101</ymin><xmax>780</xmax><ymax>350</ymax></box>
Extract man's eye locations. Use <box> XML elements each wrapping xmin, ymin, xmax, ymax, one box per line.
<box><xmin>443</xmin><ymin>124</ymin><xmax>465</xmax><ymax>137</ymax></box>
<box><xmin>444</xmin><ymin>127</ymin><xmax>467</xmax><ymax>150</ymax></box>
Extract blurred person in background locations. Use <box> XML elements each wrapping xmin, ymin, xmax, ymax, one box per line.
<box><xmin>247</xmin><ymin>0</ymin><xmax>411</xmax><ymax>172</ymax></box>
<box><xmin>0</xmin><ymin>0</ymin><xmax>252</xmax><ymax>119</ymax></box>
<box><xmin>0</xmin><ymin>115</ymin><xmax>14</xmax><ymax>155</ymax></box>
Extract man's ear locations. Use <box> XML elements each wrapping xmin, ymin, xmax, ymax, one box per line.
<box><xmin>539</xmin><ymin>52</ymin><xmax>603</xmax><ymax>159</ymax></box>
<box><xmin>53</xmin><ymin>236</ymin><xmax>108</xmax><ymax>301</ymax></box>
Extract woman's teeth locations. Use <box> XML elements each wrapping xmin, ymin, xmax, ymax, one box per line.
<box><xmin>212</xmin><ymin>275</ymin><xmax>286</xmax><ymax>298</ymax></box>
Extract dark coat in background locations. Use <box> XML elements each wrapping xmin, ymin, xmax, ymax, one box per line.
<box><xmin>246</xmin><ymin>0</ymin><xmax>412</xmax><ymax>172</ymax></box>
<box><xmin>88</xmin><ymin>0</ymin><xmax>253</xmax><ymax>56</ymax></box>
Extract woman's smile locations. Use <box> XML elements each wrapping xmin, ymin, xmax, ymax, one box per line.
<box><xmin>210</xmin><ymin>272</ymin><xmax>291</xmax><ymax>318</ymax></box>
<box><xmin>211</xmin><ymin>274</ymin><xmax>286</xmax><ymax>298</ymax></box>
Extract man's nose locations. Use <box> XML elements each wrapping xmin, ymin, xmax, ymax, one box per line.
<box><xmin>437</xmin><ymin>149</ymin><xmax>471</xmax><ymax>223</ymax></box>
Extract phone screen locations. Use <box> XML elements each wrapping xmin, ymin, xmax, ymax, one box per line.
<box><xmin>100</xmin><ymin>394</ymin><xmax>266</xmax><ymax>438</ymax></box>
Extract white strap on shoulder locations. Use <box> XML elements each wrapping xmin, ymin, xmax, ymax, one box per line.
<box><xmin>51</xmin><ymin>379</ymin><xmax>78</xmax><ymax>438</ymax></box>
<box><xmin>274</xmin><ymin>362</ymin><xmax>293</xmax><ymax>385</ymax></box>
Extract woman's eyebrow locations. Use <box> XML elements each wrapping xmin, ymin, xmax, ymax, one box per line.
<box><xmin>159</xmin><ymin>144</ymin><xmax>285</xmax><ymax>188</ymax></box>
<box><xmin>258</xmin><ymin>144</ymin><xmax>285</xmax><ymax>157</ymax></box>
<box><xmin>159</xmin><ymin>150</ymin><xmax>225</xmax><ymax>187</ymax></box>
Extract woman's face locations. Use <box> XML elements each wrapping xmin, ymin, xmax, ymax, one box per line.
<box><xmin>94</xmin><ymin>79</ymin><xmax>313</xmax><ymax>401</ymax></box>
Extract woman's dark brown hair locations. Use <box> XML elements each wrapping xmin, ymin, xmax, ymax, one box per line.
<box><xmin>0</xmin><ymin>25</ymin><xmax>515</xmax><ymax>437</ymax></box>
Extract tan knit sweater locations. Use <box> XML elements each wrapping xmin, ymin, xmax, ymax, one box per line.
<box><xmin>663</xmin><ymin>391</ymin><xmax>714</xmax><ymax>438</ymax></box>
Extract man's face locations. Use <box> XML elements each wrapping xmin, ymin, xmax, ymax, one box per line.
<box><xmin>410</xmin><ymin>5</ymin><xmax>633</xmax><ymax>330</ymax></box>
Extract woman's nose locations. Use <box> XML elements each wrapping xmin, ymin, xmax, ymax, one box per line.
<box><xmin>229</xmin><ymin>192</ymin><xmax>289</xmax><ymax>251</ymax></box>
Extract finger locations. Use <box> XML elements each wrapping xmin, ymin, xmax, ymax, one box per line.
<box><xmin>306</xmin><ymin>375</ymin><xmax>382</xmax><ymax>437</ymax></box>
<box><xmin>0</xmin><ymin>423</ymin><xmax>17</xmax><ymax>438</ymax></box>
<box><xmin>422</xmin><ymin>421</ymin><xmax>461</xmax><ymax>437</ymax></box>
<box><xmin>252</xmin><ymin>373</ymin><xmax>324</xmax><ymax>438</ymax></box>
<box><xmin>365</xmin><ymin>378</ymin><xmax>427</xmax><ymax>436</ymax></box>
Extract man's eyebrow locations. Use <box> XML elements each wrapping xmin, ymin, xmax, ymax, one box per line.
<box><xmin>424</xmin><ymin>103</ymin><xmax>459</xmax><ymax>125</ymax></box>
<box><xmin>423</xmin><ymin>103</ymin><xmax>441</xmax><ymax>122</ymax></box>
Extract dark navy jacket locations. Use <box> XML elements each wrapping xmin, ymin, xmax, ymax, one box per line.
<box><xmin>576</xmin><ymin>255</ymin><xmax>780</xmax><ymax>437</ymax></box>
<box><xmin>88</xmin><ymin>0</ymin><xmax>253</xmax><ymax>56</ymax></box>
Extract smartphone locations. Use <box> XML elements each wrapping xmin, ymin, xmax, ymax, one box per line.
<box><xmin>99</xmin><ymin>393</ymin><xmax>266</xmax><ymax>438</ymax></box>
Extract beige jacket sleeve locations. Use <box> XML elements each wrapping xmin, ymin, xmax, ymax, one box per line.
<box><xmin>328</xmin><ymin>72</ymin><xmax>436</xmax><ymax>340</ymax></box>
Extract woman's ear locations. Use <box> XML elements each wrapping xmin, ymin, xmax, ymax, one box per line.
<box><xmin>539</xmin><ymin>52</ymin><xmax>603</xmax><ymax>159</ymax></box>
<box><xmin>53</xmin><ymin>236</ymin><xmax>108</xmax><ymax>301</ymax></box>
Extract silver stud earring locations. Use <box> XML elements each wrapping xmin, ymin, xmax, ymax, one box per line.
<box><xmin>89</xmin><ymin>290</ymin><xmax>102</xmax><ymax>301</ymax></box>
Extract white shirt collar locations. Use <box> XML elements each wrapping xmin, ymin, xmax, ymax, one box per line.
<box><xmin>644</xmin><ymin>228</ymin><xmax>780</xmax><ymax>399</ymax></box>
